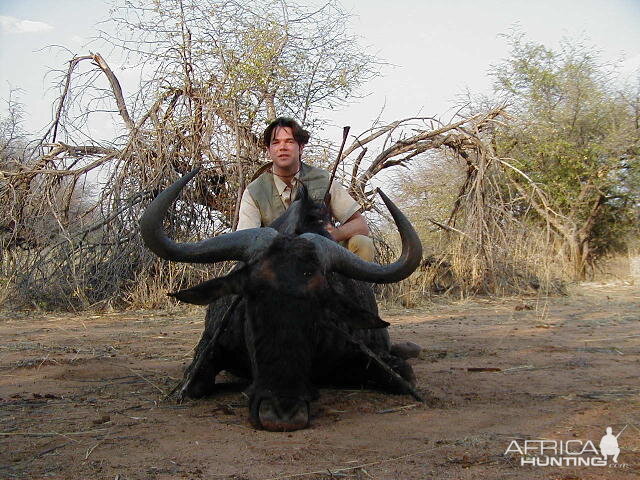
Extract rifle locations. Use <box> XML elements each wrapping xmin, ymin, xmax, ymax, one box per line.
<box><xmin>615</xmin><ymin>425</ymin><xmax>628</xmax><ymax>438</ymax></box>
<box><xmin>322</xmin><ymin>126</ymin><xmax>350</xmax><ymax>220</ymax></box>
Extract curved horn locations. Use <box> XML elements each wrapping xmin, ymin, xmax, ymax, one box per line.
<box><xmin>301</xmin><ymin>189</ymin><xmax>422</xmax><ymax>283</ymax></box>
<box><xmin>140</xmin><ymin>169</ymin><xmax>277</xmax><ymax>263</ymax></box>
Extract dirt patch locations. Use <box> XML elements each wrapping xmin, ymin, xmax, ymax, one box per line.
<box><xmin>1</xmin><ymin>283</ymin><xmax>638</xmax><ymax>479</ymax></box>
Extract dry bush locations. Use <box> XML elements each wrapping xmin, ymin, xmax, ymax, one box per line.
<box><xmin>1</xmin><ymin>60</ymin><xmax>507</xmax><ymax>311</ymax></box>
<box><xmin>1</xmin><ymin>0</ymin><xmax>381</xmax><ymax>311</ymax></box>
<box><xmin>374</xmin><ymin>134</ymin><xmax>568</xmax><ymax>307</ymax></box>
<box><xmin>1</xmin><ymin>27</ymin><xmax>510</xmax><ymax>317</ymax></box>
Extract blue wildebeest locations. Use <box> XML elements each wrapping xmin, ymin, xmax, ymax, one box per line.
<box><xmin>140</xmin><ymin>169</ymin><xmax>423</xmax><ymax>431</ymax></box>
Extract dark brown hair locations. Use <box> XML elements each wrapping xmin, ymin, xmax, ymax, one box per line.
<box><xmin>263</xmin><ymin>117</ymin><xmax>310</xmax><ymax>147</ymax></box>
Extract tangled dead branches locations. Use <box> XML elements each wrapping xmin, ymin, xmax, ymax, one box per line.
<box><xmin>0</xmin><ymin>46</ymin><xmax>517</xmax><ymax>309</ymax></box>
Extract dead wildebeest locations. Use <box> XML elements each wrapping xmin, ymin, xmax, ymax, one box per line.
<box><xmin>140</xmin><ymin>169</ymin><xmax>423</xmax><ymax>431</ymax></box>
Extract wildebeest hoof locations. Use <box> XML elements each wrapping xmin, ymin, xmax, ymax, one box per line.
<box><xmin>182</xmin><ymin>378</ymin><xmax>216</xmax><ymax>399</ymax></box>
<box><xmin>390</xmin><ymin>341</ymin><xmax>423</xmax><ymax>359</ymax></box>
<box><xmin>258</xmin><ymin>398</ymin><xmax>310</xmax><ymax>432</ymax></box>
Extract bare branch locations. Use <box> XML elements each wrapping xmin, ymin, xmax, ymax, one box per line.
<box><xmin>91</xmin><ymin>53</ymin><xmax>134</xmax><ymax>130</ymax></box>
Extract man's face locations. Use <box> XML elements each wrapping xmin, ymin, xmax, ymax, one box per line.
<box><xmin>267</xmin><ymin>127</ymin><xmax>303</xmax><ymax>173</ymax></box>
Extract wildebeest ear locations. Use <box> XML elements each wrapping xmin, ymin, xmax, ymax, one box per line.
<box><xmin>330</xmin><ymin>292</ymin><xmax>390</xmax><ymax>329</ymax></box>
<box><xmin>168</xmin><ymin>268</ymin><xmax>247</xmax><ymax>305</ymax></box>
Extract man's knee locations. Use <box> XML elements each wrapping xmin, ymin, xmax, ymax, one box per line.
<box><xmin>346</xmin><ymin>235</ymin><xmax>375</xmax><ymax>262</ymax></box>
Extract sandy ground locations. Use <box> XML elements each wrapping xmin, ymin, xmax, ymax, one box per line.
<box><xmin>0</xmin><ymin>282</ymin><xmax>638</xmax><ymax>480</ymax></box>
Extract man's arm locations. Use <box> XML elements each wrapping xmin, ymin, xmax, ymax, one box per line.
<box><xmin>236</xmin><ymin>189</ymin><xmax>261</xmax><ymax>230</ymax></box>
<box><xmin>326</xmin><ymin>181</ymin><xmax>370</xmax><ymax>242</ymax></box>
<box><xmin>325</xmin><ymin>211</ymin><xmax>369</xmax><ymax>242</ymax></box>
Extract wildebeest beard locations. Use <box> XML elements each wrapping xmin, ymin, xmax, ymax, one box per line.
<box><xmin>139</xmin><ymin>169</ymin><xmax>423</xmax><ymax>431</ymax></box>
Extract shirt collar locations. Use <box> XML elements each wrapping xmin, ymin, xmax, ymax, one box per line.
<box><xmin>272</xmin><ymin>171</ymin><xmax>300</xmax><ymax>195</ymax></box>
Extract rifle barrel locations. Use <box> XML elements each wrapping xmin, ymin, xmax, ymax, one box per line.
<box><xmin>323</xmin><ymin>126</ymin><xmax>351</xmax><ymax>205</ymax></box>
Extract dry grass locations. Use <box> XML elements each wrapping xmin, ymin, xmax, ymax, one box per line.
<box><xmin>377</xmin><ymin>223</ymin><xmax>568</xmax><ymax>309</ymax></box>
<box><xmin>122</xmin><ymin>262</ymin><xmax>230</xmax><ymax>310</ymax></box>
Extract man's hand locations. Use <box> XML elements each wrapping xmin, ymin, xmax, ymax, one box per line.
<box><xmin>324</xmin><ymin>211</ymin><xmax>369</xmax><ymax>243</ymax></box>
<box><xmin>324</xmin><ymin>223</ymin><xmax>341</xmax><ymax>242</ymax></box>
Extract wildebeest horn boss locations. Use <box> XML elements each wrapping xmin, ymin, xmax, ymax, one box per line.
<box><xmin>140</xmin><ymin>169</ymin><xmax>423</xmax><ymax>431</ymax></box>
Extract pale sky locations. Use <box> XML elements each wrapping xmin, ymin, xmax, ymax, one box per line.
<box><xmin>1</xmin><ymin>0</ymin><xmax>639</xmax><ymax>138</ymax></box>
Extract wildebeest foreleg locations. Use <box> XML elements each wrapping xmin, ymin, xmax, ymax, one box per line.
<box><xmin>325</xmin><ymin>323</ymin><xmax>425</xmax><ymax>402</ymax></box>
<box><xmin>174</xmin><ymin>297</ymin><xmax>241</xmax><ymax>402</ymax></box>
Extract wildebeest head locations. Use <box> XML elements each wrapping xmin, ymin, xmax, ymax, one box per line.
<box><xmin>140</xmin><ymin>169</ymin><xmax>422</xmax><ymax>430</ymax></box>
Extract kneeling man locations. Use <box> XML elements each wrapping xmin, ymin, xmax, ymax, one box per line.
<box><xmin>237</xmin><ymin>117</ymin><xmax>374</xmax><ymax>262</ymax></box>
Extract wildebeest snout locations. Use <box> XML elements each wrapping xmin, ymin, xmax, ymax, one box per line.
<box><xmin>252</xmin><ymin>395</ymin><xmax>310</xmax><ymax>432</ymax></box>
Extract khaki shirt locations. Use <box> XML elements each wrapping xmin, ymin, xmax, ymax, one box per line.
<box><xmin>237</xmin><ymin>172</ymin><xmax>360</xmax><ymax>230</ymax></box>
